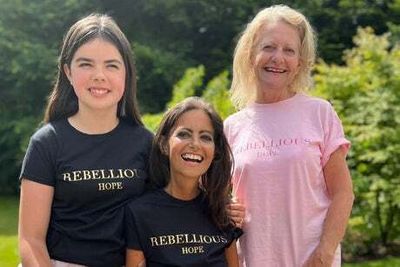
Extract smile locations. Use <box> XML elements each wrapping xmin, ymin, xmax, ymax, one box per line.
<box><xmin>264</xmin><ymin>67</ymin><xmax>286</xmax><ymax>73</ymax></box>
<box><xmin>181</xmin><ymin>153</ymin><xmax>203</xmax><ymax>163</ymax></box>
<box><xmin>89</xmin><ymin>87</ymin><xmax>110</xmax><ymax>96</ymax></box>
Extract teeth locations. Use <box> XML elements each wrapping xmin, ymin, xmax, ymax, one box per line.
<box><xmin>182</xmin><ymin>153</ymin><xmax>203</xmax><ymax>162</ymax></box>
<box><xmin>90</xmin><ymin>88</ymin><xmax>109</xmax><ymax>95</ymax></box>
<box><xmin>265</xmin><ymin>67</ymin><xmax>285</xmax><ymax>73</ymax></box>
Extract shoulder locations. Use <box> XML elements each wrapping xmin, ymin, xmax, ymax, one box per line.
<box><xmin>30</xmin><ymin>120</ymin><xmax>67</xmax><ymax>144</ymax></box>
<box><xmin>295</xmin><ymin>93</ymin><xmax>332</xmax><ymax>108</ymax></box>
<box><xmin>224</xmin><ymin>109</ymin><xmax>252</xmax><ymax>143</ymax></box>
<box><xmin>126</xmin><ymin>189</ymin><xmax>163</xmax><ymax>211</ymax></box>
<box><xmin>117</xmin><ymin>121</ymin><xmax>154</xmax><ymax>155</ymax></box>
<box><xmin>224</xmin><ymin>109</ymin><xmax>248</xmax><ymax>127</ymax></box>
<box><xmin>294</xmin><ymin>94</ymin><xmax>337</xmax><ymax>118</ymax></box>
<box><xmin>224</xmin><ymin>109</ymin><xmax>248</xmax><ymax>134</ymax></box>
<box><xmin>120</xmin><ymin>121</ymin><xmax>153</xmax><ymax>141</ymax></box>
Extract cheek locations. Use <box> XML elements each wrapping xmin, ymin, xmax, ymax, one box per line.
<box><xmin>208</xmin><ymin>144</ymin><xmax>216</xmax><ymax>158</ymax></box>
<box><xmin>292</xmin><ymin>60</ymin><xmax>301</xmax><ymax>76</ymax></box>
<box><xmin>113</xmin><ymin>73</ymin><xmax>127</xmax><ymax>92</ymax></box>
<box><xmin>253</xmin><ymin>52</ymin><xmax>265</xmax><ymax>66</ymax></box>
<box><xmin>70</xmin><ymin>71</ymin><xmax>89</xmax><ymax>89</ymax></box>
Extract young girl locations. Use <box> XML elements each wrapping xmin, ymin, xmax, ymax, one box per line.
<box><xmin>125</xmin><ymin>97</ymin><xmax>242</xmax><ymax>267</ymax></box>
<box><xmin>18</xmin><ymin>14</ymin><xmax>153</xmax><ymax>267</ymax></box>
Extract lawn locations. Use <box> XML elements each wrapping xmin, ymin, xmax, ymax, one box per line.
<box><xmin>0</xmin><ymin>196</ymin><xmax>399</xmax><ymax>267</ymax></box>
<box><xmin>344</xmin><ymin>257</ymin><xmax>400</xmax><ymax>267</ymax></box>
<box><xmin>0</xmin><ymin>195</ymin><xmax>19</xmax><ymax>267</ymax></box>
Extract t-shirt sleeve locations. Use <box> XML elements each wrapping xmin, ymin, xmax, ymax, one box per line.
<box><xmin>124</xmin><ymin>204</ymin><xmax>143</xmax><ymax>250</ymax></box>
<box><xmin>223</xmin><ymin>116</ymin><xmax>234</xmax><ymax>143</ymax></box>
<box><xmin>19</xmin><ymin>129</ymin><xmax>57</xmax><ymax>186</ymax></box>
<box><xmin>224</xmin><ymin>226</ymin><xmax>243</xmax><ymax>248</ymax></box>
<box><xmin>321</xmin><ymin>104</ymin><xmax>350</xmax><ymax>166</ymax></box>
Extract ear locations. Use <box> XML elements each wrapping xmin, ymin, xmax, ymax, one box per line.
<box><xmin>63</xmin><ymin>64</ymin><xmax>72</xmax><ymax>83</ymax></box>
<box><xmin>297</xmin><ymin>56</ymin><xmax>302</xmax><ymax>68</ymax></box>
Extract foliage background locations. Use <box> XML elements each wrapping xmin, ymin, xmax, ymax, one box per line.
<box><xmin>0</xmin><ymin>0</ymin><xmax>399</xmax><ymax>263</ymax></box>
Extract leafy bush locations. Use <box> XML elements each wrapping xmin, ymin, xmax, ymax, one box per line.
<box><xmin>314</xmin><ymin>27</ymin><xmax>400</xmax><ymax>258</ymax></box>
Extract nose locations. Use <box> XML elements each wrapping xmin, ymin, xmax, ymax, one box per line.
<box><xmin>271</xmin><ymin>49</ymin><xmax>284</xmax><ymax>63</ymax></box>
<box><xmin>92</xmin><ymin>66</ymin><xmax>106</xmax><ymax>82</ymax></box>
<box><xmin>189</xmin><ymin>136</ymin><xmax>200</xmax><ymax>149</ymax></box>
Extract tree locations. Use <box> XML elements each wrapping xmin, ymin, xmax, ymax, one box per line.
<box><xmin>313</xmin><ymin>27</ymin><xmax>400</xmax><ymax>257</ymax></box>
<box><xmin>202</xmin><ymin>70</ymin><xmax>235</xmax><ymax>119</ymax></box>
<box><xmin>143</xmin><ymin>65</ymin><xmax>205</xmax><ymax>132</ymax></box>
<box><xmin>142</xmin><ymin>65</ymin><xmax>235</xmax><ymax>131</ymax></box>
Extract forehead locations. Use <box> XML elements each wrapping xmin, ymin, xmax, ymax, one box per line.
<box><xmin>256</xmin><ymin>20</ymin><xmax>301</xmax><ymax>46</ymax></box>
<box><xmin>173</xmin><ymin>109</ymin><xmax>214</xmax><ymax>131</ymax></box>
<box><xmin>72</xmin><ymin>38</ymin><xmax>122</xmax><ymax>59</ymax></box>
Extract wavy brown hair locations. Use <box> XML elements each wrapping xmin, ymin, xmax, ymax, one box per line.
<box><xmin>43</xmin><ymin>13</ymin><xmax>142</xmax><ymax>125</ymax></box>
<box><xmin>150</xmin><ymin>97</ymin><xmax>234</xmax><ymax>229</ymax></box>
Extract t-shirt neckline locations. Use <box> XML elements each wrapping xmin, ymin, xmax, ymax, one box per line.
<box><xmin>249</xmin><ymin>93</ymin><xmax>302</xmax><ymax>109</ymax></box>
<box><xmin>64</xmin><ymin>118</ymin><xmax>122</xmax><ymax>137</ymax></box>
<box><xmin>159</xmin><ymin>188</ymin><xmax>204</xmax><ymax>205</ymax></box>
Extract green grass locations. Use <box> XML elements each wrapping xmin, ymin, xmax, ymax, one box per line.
<box><xmin>344</xmin><ymin>257</ymin><xmax>400</xmax><ymax>267</ymax></box>
<box><xmin>0</xmin><ymin>195</ymin><xmax>19</xmax><ymax>267</ymax></box>
<box><xmin>0</xmin><ymin>196</ymin><xmax>399</xmax><ymax>267</ymax></box>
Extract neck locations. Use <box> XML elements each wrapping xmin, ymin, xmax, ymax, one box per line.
<box><xmin>68</xmin><ymin>110</ymin><xmax>119</xmax><ymax>134</ymax></box>
<box><xmin>255</xmin><ymin>86</ymin><xmax>295</xmax><ymax>104</ymax></box>
<box><xmin>164</xmin><ymin>178</ymin><xmax>201</xmax><ymax>201</ymax></box>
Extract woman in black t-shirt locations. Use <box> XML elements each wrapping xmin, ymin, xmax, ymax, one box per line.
<box><xmin>18</xmin><ymin>14</ymin><xmax>153</xmax><ymax>267</ymax></box>
<box><xmin>125</xmin><ymin>97</ymin><xmax>242</xmax><ymax>267</ymax></box>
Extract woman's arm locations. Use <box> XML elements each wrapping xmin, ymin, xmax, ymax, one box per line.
<box><xmin>126</xmin><ymin>249</ymin><xmax>146</xmax><ymax>267</ymax></box>
<box><xmin>19</xmin><ymin>179</ymin><xmax>54</xmax><ymax>267</ymax></box>
<box><xmin>303</xmin><ymin>148</ymin><xmax>354</xmax><ymax>267</ymax></box>
<box><xmin>225</xmin><ymin>241</ymin><xmax>239</xmax><ymax>267</ymax></box>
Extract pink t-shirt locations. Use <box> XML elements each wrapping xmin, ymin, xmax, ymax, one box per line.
<box><xmin>224</xmin><ymin>93</ymin><xmax>350</xmax><ymax>267</ymax></box>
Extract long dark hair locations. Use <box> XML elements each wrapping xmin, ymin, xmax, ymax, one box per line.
<box><xmin>150</xmin><ymin>97</ymin><xmax>234</xmax><ymax>229</ymax></box>
<box><xmin>44</xmin><ymin>13</ymin><xmax>142</xmax><ymax>125</ymax></box>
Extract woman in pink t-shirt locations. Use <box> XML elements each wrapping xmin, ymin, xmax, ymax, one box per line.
<box><xmin>224</xmin><ymin>5</ymin><xmax>354</xmax><ymax>267</ymax></box>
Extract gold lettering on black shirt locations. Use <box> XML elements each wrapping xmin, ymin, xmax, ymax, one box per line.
<box><xmin>149</xmin><ymin>233</ymin><xmax>227</xmax><ymax>246</ymax></box>
<box><xmin>98</xmin><ymin>182</ymin><xmax>123</xmax><ymax>191</ymax></box>
<box><xmin>62</xmin><ymin>168</ymin><xmax>139</xmax><ymax>191</ymax></box>
<box><xmin>149</xmin><ymin>233</ymin><xmax>228</xmax><ymax>255</ymax></box>
<box><xmin>62</xmin><ymin>168</ymin><xmax>138</xmax><ymax>182</ymax></box>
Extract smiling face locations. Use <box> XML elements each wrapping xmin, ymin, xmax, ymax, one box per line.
<box><xmin>253</xmin><ymin>20</ymin><xmax>301</xmax><ymax>100</ymax></box>
<box><xmin>64</xmin><ymin>38</ymin><xmax>126</xmax><ymax>114</ymax></box>
<box><xmin>166</xmin><ymin>109</ymin><xmax>215</xmax><ymax>183</ymax></box>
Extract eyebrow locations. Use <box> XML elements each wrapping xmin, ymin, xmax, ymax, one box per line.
<box><xmin>75</xmin><ymin>57</ymin><xmax>123</xmax><ymax>65</ymax></box>
<box><xmin>180</xmin><ymin>128</ymin><xmax>214</xmax><ymax>135</ymax></box>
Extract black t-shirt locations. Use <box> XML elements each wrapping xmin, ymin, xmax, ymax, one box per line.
<box><xmin>125</xmin><ymin>189</ymin><xmax>242</xmax><ymax>267</ymax></box>
<box><xmin>20</xmin><ymin>119</ymin><xmax>153</xmax><ymax>267</ymax></box>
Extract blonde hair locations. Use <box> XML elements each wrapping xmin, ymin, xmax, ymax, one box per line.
<box><xmin>230</xmin><ymin>5</ymin><xmax>316</xmax><ymax>109</ymax></box>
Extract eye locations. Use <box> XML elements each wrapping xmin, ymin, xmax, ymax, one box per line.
<box><xmin>78</xmin><ymin>62</ymin><xmax>92</xmax><ymax>68</ymax></box>
<box><xmin>263</xmin><ymin>45</ymin><xmax>274</xmax><ymax>52</ymax></box>
<box><xmin>200</xmin><ymin>133</ymin><xmax>214</xmax><ymax>143</ymax></box>
<box><xmin>284</xmin><ymin>48</ymin><xmax>296</xmax><ymax>56</ymax></box>
<box><xmin>176</xmin><ymin>130</ymin><xmax>191</xmax><ymax>139</ymax></box>
<box><xmin>107</xmin><ymin>63</ymin><xmax>120</xmax><ymax>69</ymax></box>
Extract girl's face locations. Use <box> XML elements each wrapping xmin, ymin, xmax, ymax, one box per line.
<box><xmin>252</xmin><ymin>20</ymin><xmax>301</xmax><ymax>96</ymax></box>
<box><xmin>64</xmin><ymin>38</ymin><xmax>126</xmax><ymax>115</ymax></box>
<box><xmin>166</xmin><ymin>109</ymin><xmax>215</xmax><ymax>182</ymax></box>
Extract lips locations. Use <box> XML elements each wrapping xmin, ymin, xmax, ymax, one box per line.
<box><xmin>264</xmin><ymin>67</ymin><xmax>286</xmax><ymax>73</ymax></box>
<box><xmin>89</xmin><ymin>87</ymin><xmax>110</xmax><ymax>96</ymax></box>
<box><xmin>181</xmin><ymin>153</ymin><xmax>203</xmax><ymax>163</ymax></box>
